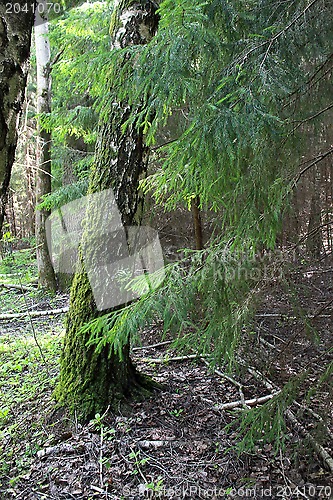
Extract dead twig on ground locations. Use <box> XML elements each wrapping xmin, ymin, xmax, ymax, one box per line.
<box><xmin>214</xmin><ymin>392</ymin><xmax>280</xmax><ymax>411</ymax></box>
<box><xmin>287</xmin><ymin>410</ymin><xmax>333</xmax><ymax>474</ymax></box>
<box><xmin>0</xmin><ymin>306</ymin><xmax>69</xmax><ymax>320</ymax></box>
<box><xmin>200</xmin><ymin>358</ymin><xmax>247</xmax><ymax>407</ymax></box>
<box><xmin>132</xmin><ymin>340</ymin><xmax>172</xmax><ymax>351</ymax></box>
<box><xmin>245</xmin><ymin>365</ymin><xmax>333</xmax><ymax>473</ymax></box>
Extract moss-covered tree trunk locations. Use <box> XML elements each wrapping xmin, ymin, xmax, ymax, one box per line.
<box><xmin>0</xmin><ymin>2</ymin><xmax>35</xmax><ymax>238</ymax></box>
<box><xmin>56</xmin><ymin>0</ymin><xmax>159</xmax><ymax>419</ymax></box>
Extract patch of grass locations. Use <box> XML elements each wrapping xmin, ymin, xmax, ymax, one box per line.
<box><xmin>0</xmin><ymin>328</ymin><xmax>63</xmax><ymax>488</ymax></box>
<box><xmin>0</xmin><ymin>248</ymin><xmax>37</xmax><ymax>285</ymax></box>
<box><xmin>0</xmin><ymin>247</ymin><xmax>62</xmax><ymax>316</ymax></box>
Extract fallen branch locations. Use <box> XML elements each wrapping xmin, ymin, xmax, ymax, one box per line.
<box><xmin>132</xmin><ymin>340</ymin><xmax>172</xmax><ymax>351</ymax></box>
<box><xmin>269</xmin><ymin>296</ymin><xmax>333</xmax><ymax>367</ymax></box>
<box><xmin>293</xmin><ymin>402</ymin><xmax>333</xmax><ymax>441</ymax></box>
<box><xmin>201</xmin><ymin>358</ymin><xmax>247</xmax><ymax>406</ymax></box>
<box><xmin>245</xmin><ymin>365</ymin><xmax>333</xmax><ymax>473</ymax></box>
<box><xmin>37</xmin><ymin>443</ymin><xmax>76</xmax><ymax>458</ymax></box>
<box><xmin>137</xmin><ymin>440</ymin><xmax>170</xmax><ymax>449</ymax></box>
<box><xmin>0</xmin><ymin>273</ymin><xmax>21</xmax><ymax>277</ymax></box>
<box><xmin>287</xmin><ymin>410</ymin><xmax>333</xmax><ymax>473</ymax></box>
<box><xmin>90</xmin><ymin>485</ymin><xmax>109</xmax><ymax>495</ymax></box>
<box><xmin>259</xmin><ymin>337</ymin><xmax>276</xmax><ymax>349</ymax></box>
<box><xmin>215</xmin><ymin>392</ymin><xmax>280</xmax><ymax>411</ymax></box>
<box><xmin>0</xmin><ymin>283</ymin><xmax>37</xmax><ymax>292</ymax></box>
<box><xmin>137</xmin><ymin>439</ymin><xmax>210</xmax><ymax>449</ymax></box>
<box><xmin>0</xmin><ymin>306</ymin><xmax>69</xmax><ymax>320</ymax></box>
<box><xmin>140</xmin><ymin>353</ymin><xmax>204</xmax><ymax>364</ymax></box>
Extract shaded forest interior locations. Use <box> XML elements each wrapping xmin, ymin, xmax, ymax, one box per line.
<box><xmin>0</xmin><ymin>0</ymin><xmax>332</xmax><ymax>498</ymax></box>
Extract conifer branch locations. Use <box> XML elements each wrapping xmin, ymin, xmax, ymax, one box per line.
<box><xmin>265</xmin><ymin>296</ymin><xmax>333</xmax><ymax>370</ymax></box>
<box><xmin>292</xmin><ymin>219</ymin><xmax>333</xmax><ymax>248</ymax></box>
<box><xmin>293</xmin><ymin>148</ymin><xmax>333</xmax><ymax>186</ymax></box>
<box><xmin>283</xmin><ymin>53</ymin><xmax>333</xmax><ymax>109</ymax></box>
<box><xmin>290</xmin><ymin>103</ymin><xmax>333</xmax><ymax>132</ymax></box>
<box><xmin>245</xmin><ymin>366</ymin><xmax>333</xmax><ymax>472</ymax></box>
<box><xmin>132</xmin><ymin>340</ymin><xmax>172</xmax><ymax>351</ymax></box>
<box><xmin>239</xmin><ymin>0</ymin><xmax>322</xmax><ymax>65</ymax></box>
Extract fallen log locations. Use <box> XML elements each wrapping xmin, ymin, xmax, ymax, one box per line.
<box><xmin>287</xmin><ymin>410</ymin><xmax>333</xmax><ymax>473</ymax></box>
<box><xmin>140</xmin><ymin>353</ymin><xmax>204</xmax><ymax>363</ymax></box>
<box><xmin>0</xmin><ymin>306</ymin><xmax>69</xmax><ymax>320</ymax></box>
<box><xmin>0</xmin><ymin>283</ymin><xmax>37</xmax><ymax>292</ymax></box>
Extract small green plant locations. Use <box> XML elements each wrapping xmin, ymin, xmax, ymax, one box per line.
<box><xmin>146</xmin><ymin>476</ymin><xmax>164</xmax><ymax>493</ymax></box>
<box><xmin>100</xmin><ymin>457</ymin><xmax>111</xmax><ymax>470</ymax></box>
<box><xmin>0</xmin><ymin>331</ymin><xmax>63</xmax><ymax>488</ymax></box>
<box><xmin>90</xmin><ymin>412</ymin><xmax>116</xmax><ymax>441</ymax></box>
<box><xmin>91</xmin><ymin>412</ymin><xmax>104</xmax><ymax>430</ymax></box>
<box><xmin>169</xmin><ymin>408</ymin><xmax>184</xmax><ymax>418</ymax></box>
<box><xmin>0</xmin><ymin>407</ymin><xmax>10</xmax><ymax>423</ymax></box>
<box><xmin>128</xmin><ymin>449</ymin><xmax>149</xmax><ymax>475</ymax></box>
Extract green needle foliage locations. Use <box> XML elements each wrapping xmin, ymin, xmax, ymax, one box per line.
<box><xmin>230</xmin><ymin>373</ymin><xmax>308</xmax><ymax>454</ymax></box>
<box><xmin>86</xmin><ymin>1</ymin><xmax>332</xmax><ymax>331</ymax></box>
<box><xmin>56</xmin><ymin>0</ymin><xmax>332</xmax><ymax>451</ymax></box>
<box><xmin>39</xmin><ymin>1</ymin><xmax>114</xmax><ymax>209</ymax></box>
<box><xmin>82</xmin><ymin>241</ymin><xmax>263</xmax><ymax>368</ymax></box>
<box><xmin>106</xmin><ymin>0</ymin><xmax>332</xmax><ymax>244</ymax></box>
<box><xmin>79</xmin><ymin>0</ymin><xmax>333</xmax><ymax>451</ymax></box>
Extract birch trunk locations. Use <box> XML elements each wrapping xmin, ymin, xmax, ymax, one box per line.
<box><xmin>56</xmin><ymin>0</ymin><xmax>159</xmax><ymax>419</ymax></box>
<box><xmin>35</xmin><ymin>8</ymin><xmax>57</xmax><ymax>290</ymax></box>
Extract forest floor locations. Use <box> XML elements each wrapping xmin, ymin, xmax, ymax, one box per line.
<box><xmin>0</xmin><ymin>248</ymin><xmax>332</xmax><ymax>499</ymax></box>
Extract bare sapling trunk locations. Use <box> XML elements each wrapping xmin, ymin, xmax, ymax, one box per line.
<box><xmin>35</xmin><ymin>8</ymin><xmax>57</xmax><ymax>290</ymax></box>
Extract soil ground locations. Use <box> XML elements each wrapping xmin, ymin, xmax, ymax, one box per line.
<box><xmin>0</xmin><ymin>250</ymin><xmax>332</xmax><ymax>499</ymax></box>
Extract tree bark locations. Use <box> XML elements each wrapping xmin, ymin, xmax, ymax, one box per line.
<box><xmin>35</xmin><ymin>8</ymin><xmax>57</xmax><ymax>290</ymax></box>
<box><xmin>306</xmin><ymin>167</ymin><xmax>323</xmax><ymax>258</ymax></box>
<box><xmin>55</xmin><ymin>0</ymin><xmax>159</xmax><ymax>419</ymax></box>
<box><xmin>191</xmin><ymin>195</ymin><xmax>204</xmax><ymax>250</ymax></box>
<box><xmin>0</xmin><ymin>1</ymin><xmax>35</xmax><ymax>238</ymax></box>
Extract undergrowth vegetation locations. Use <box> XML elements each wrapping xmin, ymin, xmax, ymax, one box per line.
<box><xmin>0</xmin><ymin>249</ymin><xmax>63</xmax><ymax>487</ymax></box>
<box><xmin>0</xmin><ymin>328</ymin><xmax>63</xmax><ymax>487</ymax></box>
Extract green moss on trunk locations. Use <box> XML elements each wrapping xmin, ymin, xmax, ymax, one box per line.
<box><xmin>55</xmin><ymin>265</ymin><xmax>154</xmax><ymax>419</ymax></box>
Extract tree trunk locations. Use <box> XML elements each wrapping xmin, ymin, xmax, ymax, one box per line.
<box><xmin>57</xmin><ymin>135</ymin><xmax>86</xmax><ymax>291</ymax></box>
<box><xmin>35</xmin><ymin>9</ymin><xmax>57</xmax><ymax>290</ymax></box>
<box><xmin>25</xmin><ymin>137</ymin><xmax>36</xmax><ymax>237</ymax></box>
<box><xmin>306</xmin><ymin>167</ymin><xmax>323</xmax><ymax>258</ymax></box>
<box><xmin>55</xmin><ymin>0</ymin><xmax>159</xmax><ymax>419</ymax></box>
<box><xmin>20</xmin><ymin>95</ymin><xmax>36</xmax><ymax>238</ymax></box>
<box><xmin>0</xmin><ymin>2</ymin><xmax>35</xmax><ymax>238</ymax></box>
<box><xmin>191</xmin><ymin>196</ymin><xmax>204</xmax><ymax>250</ymax></box>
